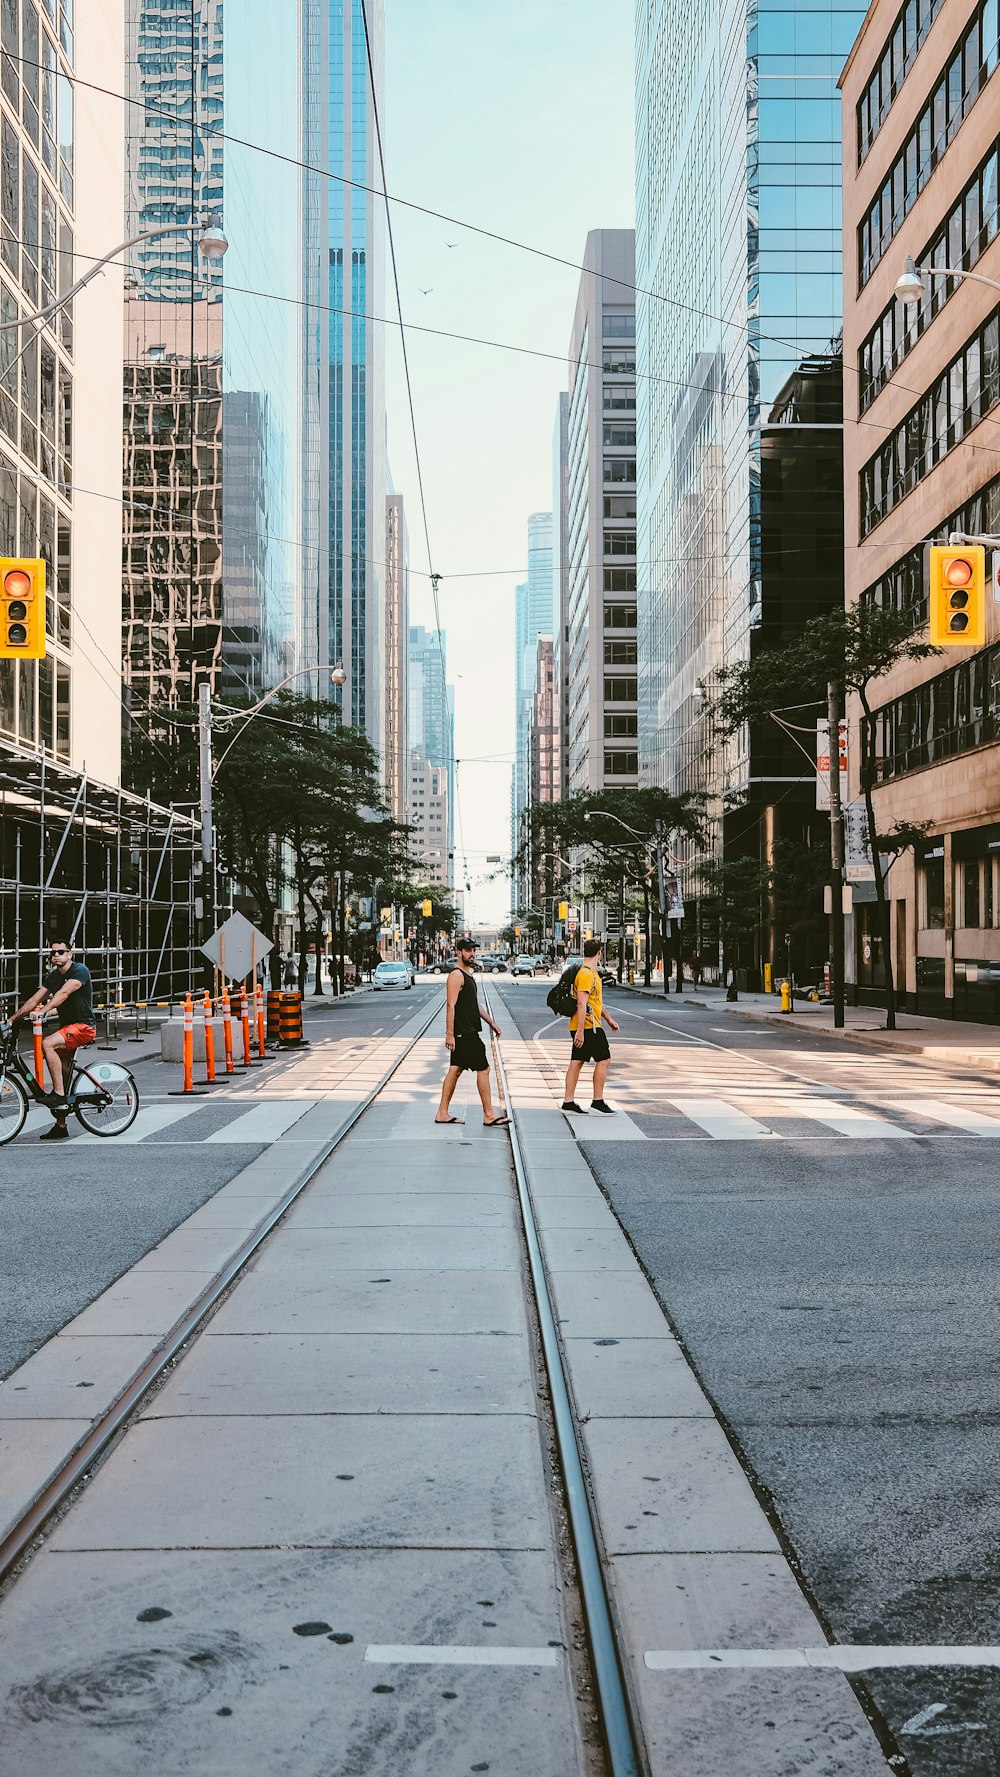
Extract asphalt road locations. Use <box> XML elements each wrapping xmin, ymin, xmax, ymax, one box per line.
<box><xmin>0</xmin><ymin>987</ymin><xmax>439</xmax><ymax>1379</ymax></box>
<box><xmin>502</xmin><ymin>979</ymin><xmax>1000</xmax><ymax>1777</ymax></box>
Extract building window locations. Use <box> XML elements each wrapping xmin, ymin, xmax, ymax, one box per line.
<box><xmin>964</xmin><ymin>859</ymin><xmax>982</xmax><ymax>926</ymax></box>
<box><xmin>603</xmin><ymin>459</ymin><xmax>635</xmax><ymax>484</ymax></box>
<box><xmin>603</xmin><ymin>530</ymin><xmax>636</xmax><ymax>556</ymax></box>
<box><xmin>604</xmin><ymin>602</ymin><xmax>637</xmax><ymax>630</ymax></box>
<box><xmin>922</xmin><ymin>854</ymin><xmax>946</xmax><ymax>927</ymax></box>
<box><xmin>859</xmin><ymin>132</ymin><xmax>1000</xmax><ymax>410</ymax></box>
<box><xmin>603</xmin><ymin>426</ymin><xmax>636</xmax><ymax>447</ymax></box>
<box><xmin>604</xmin><ymin>639</ymin><xmax>637</xmax><ymax>665</ymax></box>
<box><xmin>603</xmin><ymin>493</ymin><xmax>636</xmax><ymax>519</ymax></box>
<box><xmin>602</xmin><ymin>312</ymin><xmax>635</xmax><ymax>339</ymax></box>
<box><xmin>603</xmin><ymin>348</ymin><xmax>635</xmax><ymax>373</ymax></box>
<box><xmin>875</xmin><ymin>639</ymin><xmax>1000</xmax><ymax>778</ymax></box>
<box><xmin>857</xmin><ymin>0</ymin><xmax>946</xmax><ymax>163</ymax></box>
<box><xmin>604</xmin><ymin>712</ymin><xmax>637</xmax><ymax>737</ymax></box>
<box><xmin>603</xmin><ymin>568</ymin><xmax>636</xmax><ymax>592</ymax></box>
<box><xmin>604</xmin><ymin>675</ymin><xmax>638</xmax><ymax>702</ymax></box>
<box><xmin>857</xmin><ymin>1</ymin><xmax>1000</xmax><ymax>285</ymax></box>
<box><xmin>604</xmin><ymin>749</ymin><xmax>638</xmax><ymax>775</ymax></box>
<box><xmin>859</xmin><ymin>302</ymin><xmax>1000</xmax><ymax>534</ymax></box>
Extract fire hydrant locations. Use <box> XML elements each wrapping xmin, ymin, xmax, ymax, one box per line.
<box><xmin>780</xmin><ymin>980</ymin><xmax>791</xmax><ymax>1013</ymax></box>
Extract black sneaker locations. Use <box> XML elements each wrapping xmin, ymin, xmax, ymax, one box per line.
<box><xmin>39</xmin><ymin>1122</ymin><xmax>69</xmax><ymax>1141</ymax></box>
<box><xmin>591</xmin><ymin>1100</ymin><xmax>616</xmax><ymax>1115</ymax></box>
<box><xmin>561</xmin><ymin>1100</ymin><xmax>586</xmax><ymax>1114</ymax></box>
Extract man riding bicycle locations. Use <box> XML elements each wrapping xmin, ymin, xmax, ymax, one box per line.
<box><xmin>12</xmin><ymin>938</ymin><xmax>97</xmax><ymax>1141</ymax></box>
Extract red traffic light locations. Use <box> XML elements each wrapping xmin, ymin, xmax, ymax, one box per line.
<box><xmin>3</xmin><ymin>568</ymin><xmax>31</xmax><ymax>599</ymax></box>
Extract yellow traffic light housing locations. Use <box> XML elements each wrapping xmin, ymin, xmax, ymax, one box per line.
<box><xmin>928</xmin><ymin>545</ymin><xmax>985</xmax><ymax>646</ymax></box>
<box><xmin>421</xmin><ymin>898</ymin><xmax>433</xmax><ymax>917</ymax></box>
<box><xmin>557</xmin><ymin>901</ymin><xmax>568</xmax><ymax>921</ymax></box>
<box><xmin>0</xmin><ymin>558</ymin><xmax>45</xmax><ymax>659</ymax></box>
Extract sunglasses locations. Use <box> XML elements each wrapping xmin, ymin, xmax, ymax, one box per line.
<box><xmin>50</xmin><ymin>947</ymin><xmax>69</xmax><ymax>956</ymax></box>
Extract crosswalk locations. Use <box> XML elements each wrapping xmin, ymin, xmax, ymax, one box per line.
<box><xmin>50</xmin><ymin>1097</ymin><xmax>321</xmax><ymax>1146</ymax></box>
<box><xmin>568</xmin><ymin>1091</ymin><xmax>1000</xmax><ymax>1141</ymax></box>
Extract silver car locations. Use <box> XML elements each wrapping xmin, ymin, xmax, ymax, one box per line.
<box><xmin>373</xmin><ymin>961</ymin><xmax>412</xmax><ymax>991</ymax></box>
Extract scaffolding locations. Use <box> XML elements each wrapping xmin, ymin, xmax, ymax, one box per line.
<box><xmin>0</xmin><ymin>743</ymin><xmax>199</xmax><ymax>1012</ymax></box>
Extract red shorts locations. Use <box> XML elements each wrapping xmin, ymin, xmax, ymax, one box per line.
<box><xmin>58</xmin><ymin>1023</ymin><xmax>96</xmax><ymax>1051</ymax></box>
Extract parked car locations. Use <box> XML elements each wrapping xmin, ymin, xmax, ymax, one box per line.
<box><xmin>434</xmin><ymin>955</ymin><xmax>479</xmax><ymax>974</ymax></box>
<box><xmin>478</xmin><ymin>954</ymin><xmax>505</xmax><ymax>974</ymax></box>
<box><xmin>510</xmin><ymin>954</ymin><xmax>537</xmax><ymax>977</ymax></box>
<box><xmin>373</xmin><ymin>960</ymin><xmax>413</xmax><ymax>991</ymax></box>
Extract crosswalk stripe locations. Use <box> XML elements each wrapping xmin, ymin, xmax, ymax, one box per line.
<box><xmin>74</xmin><ymin>1101</ymin><xmax>206</xmax><ymax>1145</ymax></box>
<box><xmin>788</xmin><ymin>1099</ymin><xmax>914</xmax><ymax>1139</ymax></box>
<box><xmin>204</xmin><ymin>1100</ymin><xmax>316</xmax><ymax>1143</ymax></box>
<box><xmin>893</xmin><ymin>1099</ymin><xmax>1000</xmax><ymax>1136</ymax></box>
<box><xmin>666</xmin><ymin>1098</ymin><xmax>774</xmax><ymax>1139</ymax></box>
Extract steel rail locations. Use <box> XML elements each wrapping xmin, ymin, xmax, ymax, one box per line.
<box><xmin>484</xmin><ymin>989</ymin><xmax>649</xmax><ymax>1777</ymax></box>
<box><xmin>0</xmin><ymin>993</ymin><xmax>442</xmax><ymax>1587</ymax></box>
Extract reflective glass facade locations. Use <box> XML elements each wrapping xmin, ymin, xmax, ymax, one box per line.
<box><xmin>124</xmin><ymin>0</ymin><xmax>386</xmax><ymax>743</ymax></box>
<box><xmin>635</xmin><ymin>0</ymin><xmax>863</xmax><ymax>848</ymax></box>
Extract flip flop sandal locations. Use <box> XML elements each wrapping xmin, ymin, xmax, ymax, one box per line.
<box><xmin>484</xmin><ymin>1115</ymin><xmax>510</xmax><ymax>1127</ymax></box>
<box><xmin>434</xmin><ymin>1116</ymin><xmax>464</xmax><ymax>1125</ymax></box>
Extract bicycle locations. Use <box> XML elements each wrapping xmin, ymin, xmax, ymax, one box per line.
<box><xmin>0</xmin><ymin>1017</ymin><xmax>140</xmax><ymax>1145</ymax></box>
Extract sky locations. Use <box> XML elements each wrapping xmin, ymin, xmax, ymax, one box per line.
<box><xmin>384</xmin><ymin>0</ymin><xmax>634</xmax><ymax>926</ymax></box>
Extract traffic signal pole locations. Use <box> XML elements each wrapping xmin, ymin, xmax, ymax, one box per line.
<box><xmin>827</xmin><ymin>679</ymin><xmax>846</xmax><ymax>1030</ymax></box>
<box><xmin>198</xmin><ymin>683</ymin><xmax>215</xmax><ymax>946</ymax></box>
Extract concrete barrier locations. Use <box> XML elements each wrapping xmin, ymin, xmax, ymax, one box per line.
<box><xmin>160</xmin><ymin>1015</ymin><xmax>227</xmax><ymax>1064</ymax></box>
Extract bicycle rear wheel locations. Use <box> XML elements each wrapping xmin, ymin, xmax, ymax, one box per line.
<box><xmin>72</xmin><ymin>1060</ymin><xmax>140</xmax><ymax>1136</ymax></box>
<box><xmin>0</xmin><ymin>1073</ymin><xmax>29</xmax><ymax>1144</ymax></box>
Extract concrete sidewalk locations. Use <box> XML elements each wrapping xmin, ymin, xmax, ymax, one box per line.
<box><xmin>615</xmin><ymin>977</ymin><xmax>1000</xmax><ymax>1073</ymax></box>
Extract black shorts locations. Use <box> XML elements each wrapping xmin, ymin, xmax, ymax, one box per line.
<box><xmin>450</xmin><ymin>1032</ymin><xmax>489</xmax><ymax>1073</ymax></box>
<box><xmin>570</xmin><ymin>1026</ymin><xmax>610</xmax><ymax>1064</ymax></box>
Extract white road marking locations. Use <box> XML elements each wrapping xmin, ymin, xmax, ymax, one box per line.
<box><xmin>667</xmin><ymin>1097</ymin><xmax>775</xmax><ymax>1140</ymax></box>
<box><xmin>897</xmin><ymin>1099</ymin><xmax>1000</xmax><ymax>1136</ymax></box>
<box><xmin>371</xmin><ymin>1027</ymin><xmax>383</xmax><ymax>1035</ymax></box>
<box><xmin>73</xmin><ymin>1101</ymin><xmax>206</xmax><ymax>1145</ymax></box>
<box><xmin>900</xmin><ymin>1703</ymin><xmax>986</xmax><ymax>1735</ymax></box>
<box><xmin>365</xmin><ymin>1645</ymin><xmax>560</xmax><ymax>1668</ymax></box>
<box><xmin>786</xmin><ymin>1099</ymin><xmax>915</xmax><ymax>1138</ymax></box>
<box><xmin>204</xmin><ymin>1100</ymin><xmax>315</xmax><ymax>1142</ymax></box>
<box><xmin>644</xmin><ymin>1646</ymin><xmax>1000</xmax><ymax>1672</ymax></box>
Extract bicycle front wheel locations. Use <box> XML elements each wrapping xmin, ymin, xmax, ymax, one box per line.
<box><xmin>0</xmin><ymin>1073</ymin><xmax>29</xmax><ymax>1145</ymax></box>
<box><xmin>73</xmin><ymin>1061</ymin><xmax>140</xmax><ymax>1136</ymax></box>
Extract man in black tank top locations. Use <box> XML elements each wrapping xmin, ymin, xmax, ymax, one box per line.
<box><xmin>435</xmin><ymin>934</ymin><xmax>509</xmax><ymax>1126</ymax></box>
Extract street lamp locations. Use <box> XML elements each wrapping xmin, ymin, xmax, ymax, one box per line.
<box><xmin>895</xmin><ymin>254</ymin><xmax>1000</xmax><ymax>304</ymax></box>
<box><xmin>583</xmin><ymin>809</ymin><xmax>678</xmax><ymax>992</ymax></box>
<box><xmin>1</xmin><ymin>213</ymin><xmax>229</xmax><ymax>338</ymax></box>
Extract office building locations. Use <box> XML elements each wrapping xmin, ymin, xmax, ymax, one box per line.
<box><xmin>512</xmin><ymin>510</ymin><xmax>553</xmax><ymax>909</ymax></box>
<box><xmin>552</xmin><ymin>392</ymin><xmax>571</xmax><ymax>798</ymax></box>
<box><xmin>408</xmin><ymin>752</ymin><xmax>450</xmax><ymax>889</ymax></box>
<box><xmin>841</xmin><ymin>0</ymin><xmax>1000</xmax><ymax>1019</ymax></box>
<box><xmin>123</xmin><ymin>0</ymin><xmax>386</xmax><ymax>746</ymax></box>
<box><xmin>383</xmin><ymin>491</ymin><xmax>409</xmax><ymax>824</ymax></box>
<box><xmin>0</xmin><ymin>0</ymin><xmax>199</xmax><ymax>1005</ymax></box>
<box><xmin>408</xmin><ymin>621</ymin><xmax>455</xmax><ymax>885</ymax></box>
<box><xmin>528</xmin><ymin>634</ymin><xmax>559</xmax><ymax>907</ymax></box>
<box><xmin>561</xmin><ymin>230</ymin><xmax>638</xmax><ymax>798</ymax></box>
<box><xmin>635</xmin><ymin>0</ymin><xmax>863</xmax><ymax>978</ymax></box>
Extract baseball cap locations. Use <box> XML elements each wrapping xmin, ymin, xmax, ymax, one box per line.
<box><xmin>455</xmin><ymin>933</ymin><xmax>478</xmax><ymax>948</ymax></box>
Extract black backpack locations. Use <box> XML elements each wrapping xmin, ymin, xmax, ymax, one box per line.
<box><xmin>546</xmin><ymin>963</ymin><xmax>580</xmax><ymax>1020</ymax></box>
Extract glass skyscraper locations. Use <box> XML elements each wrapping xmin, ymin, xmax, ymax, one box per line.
<box><xmin>635</xmin><ymin>0</ymin><xmax>863</xmax><ymax>969</ymax></box>
<box><xmin>124</xmin><ymin>0</ymin><xmax>386</xmax><ymax>749</ymax></box>
<box><xmin>512</xmin><ymin>511</ymin><xmax>554</xmax><ymax>910</ymax></box>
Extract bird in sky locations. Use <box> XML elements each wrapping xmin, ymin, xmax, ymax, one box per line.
<box><xmin>445</xmin><ymin>241</ymin><xmax>458</xmax><ymax>249</ymax></box>
<box><xmin>418</xmin><ymin>286</ymin><xmax>434</xmax><ymax>294</ymax></box>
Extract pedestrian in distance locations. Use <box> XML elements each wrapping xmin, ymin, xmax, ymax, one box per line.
<box><xmin>11</xmin><ymin>937</ymin><xmax>97</xmax><ymax>1140</ymax></box>
<box><xmin>562</xmin><ymin>938</ymin><xmax>620</xmax><ymax>1116</ymax></box>
<box><xmin>435</xmin><ymin>933</ymin><xmax>510</xmax><ymax>1127</ymax></box>
<box><xmin>282</xmin><ymin>954</ymin><xmax>298</xmax><ymax>989</ymax></box>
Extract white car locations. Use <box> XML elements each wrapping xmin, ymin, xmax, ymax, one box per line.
<box><xmin>373</xmin><ymin>961</ymin><xmax>413</xmax><ymax>991</ymax></box>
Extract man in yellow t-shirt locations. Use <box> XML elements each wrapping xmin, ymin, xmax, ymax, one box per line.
<box><xmin>562</xmin><ymin>938</ymin><xmax>620</xmax><ymax>1116</ymax></box>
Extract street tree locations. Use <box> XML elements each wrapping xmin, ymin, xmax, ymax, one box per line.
<box><xmin>712</xmin><ymin>602</ymin><xmax>938</xmax><ymax>1028</ymax></box>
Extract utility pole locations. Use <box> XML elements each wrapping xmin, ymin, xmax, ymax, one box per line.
<box><xmin>827</xmin><ymin>679</ymin><xmax>846</xmax><ymax>1030</ymax></box>
<box><xmin>655</xmin><ymin>818</ymin><xmax>669</xmax><ymax>998</ymax></box>
<box><xmin>198</xmin><ymin>682</ymin><xmax>214</xmax><ymax>944</ymax></box>
<box><xmin>618</xmin><ymin>872</ymin><xmax>625</xmax><ymax>984</ymax></box>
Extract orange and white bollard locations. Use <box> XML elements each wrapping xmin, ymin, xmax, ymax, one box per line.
<box><xmin>239</xmin><ymin>986</ymin><xmax>254</xmax><ymax>1066</ymax></box>
<box><xmin>182</xmin><ymin>992</ymin><xmax>194</xmax><ymax>1092</ymax></box>
<box><xmin>31</xmin><ymin>1007</ymin><xmax>44</xmax><ymax>1089</ymax></box>
<box><xmin>255</xmin><ymin>981</ymin><xmax>266</xmax><ymax>1059</ymax></box>
<box><xmin>221</xmin><ymin>986</ymin><xmax>236</xmax><ymax>1074</ymax></box>
<box><xmin>202</xmin><ymin>990</ymin><xmax>216</xmax><ymax>1082</ymax></box>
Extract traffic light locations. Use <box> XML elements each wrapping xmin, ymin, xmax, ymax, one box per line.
<box><xmin>0</xmin><ymin>558</ymin><xmax>45</xmax><ymax>659</ymax></box>
<box><xmin>422</xmin><ymin>899</ymin><xmax>433</xmax><ymax>917</ymax></box>
<box><xmin>558</xmin><ymin>901</ymin><xmax>568</xmax><ymax>921</ymax></box>
<box><xmin>928</xmin><ymin>544</ymin><xmax>985</xmax><ymax>646</ymax></box>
